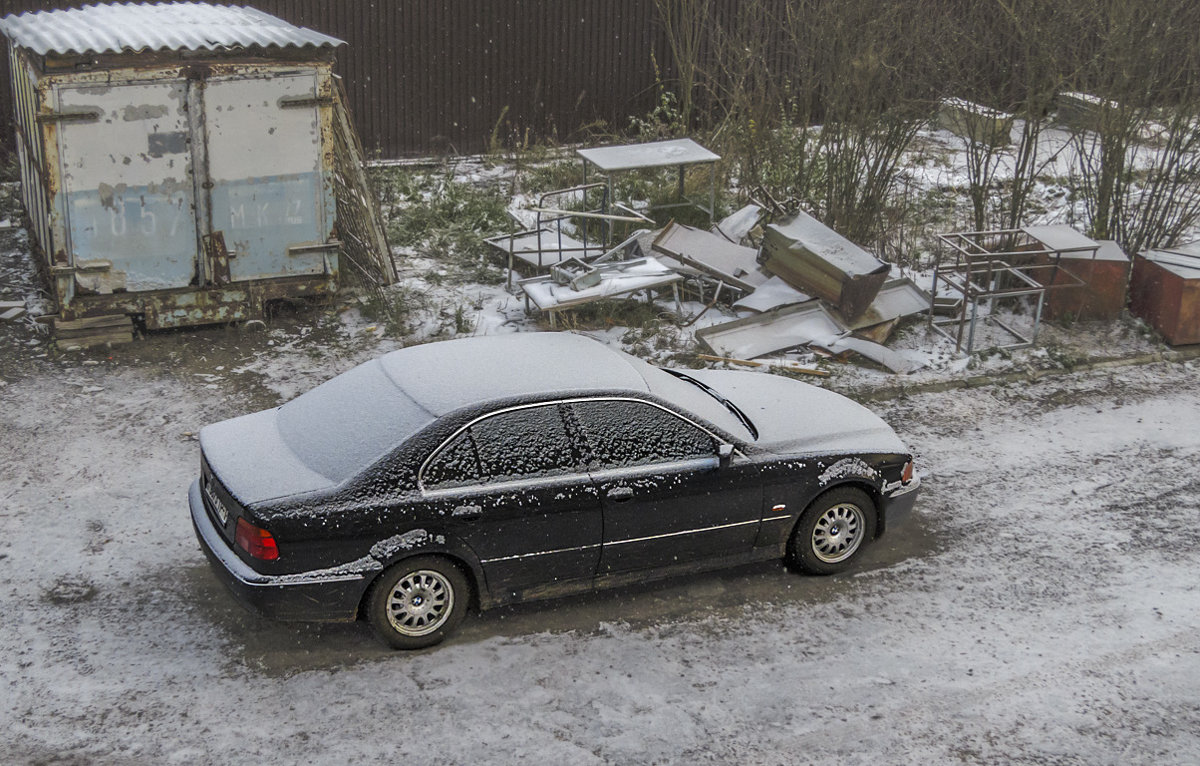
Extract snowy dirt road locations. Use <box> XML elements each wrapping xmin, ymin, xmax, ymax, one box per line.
<box><xmin>2</xmin><ymin>349</ymin><xmax>1199</xmax><ymax>765</ymax></box>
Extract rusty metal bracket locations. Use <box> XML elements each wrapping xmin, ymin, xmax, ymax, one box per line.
<box><xmin>203</xmin><ymin>231</ymin><xmax>231</xmax><ymax>286</ymax></box>
<box><xmin>287</xmin><ymin>241</ymin><xmax>341</xmax><ymax>256</ymax></box>
<box><xmin>37</xmin><ymin>110</ymin><xmax>101</xmax><ymax>124</ymax></box>
<box><xmin>278</xmin><ymin>95</ymin><xmax>334</xmax><ymax>109</ymax></box>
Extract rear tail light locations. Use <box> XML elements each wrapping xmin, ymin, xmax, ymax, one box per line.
<box><xmin>901</xmin><ymin>460</ymin><xmax>914</xmax><ymax>484</ymax></box>
<box><xmin>235</xmin><ymin>517</ymin><xmax>279</xmax><ymax>561</ymax></box>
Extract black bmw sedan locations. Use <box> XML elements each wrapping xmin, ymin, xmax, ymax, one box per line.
<box><xmin>191</xmin><ymin>332</ymin><xmax>919</xmax><ymax>649</ymax></box>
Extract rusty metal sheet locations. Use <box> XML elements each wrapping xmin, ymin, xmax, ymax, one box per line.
<box><xmin>760</xmin><ymin>211</ymin><xmax>889</xmax><ymax>321</ymax></box>
<box><xmin>652</xmin><ymin>221</ymin><xmax>768</xmax><ymax>293</ymax></box>
<box><xmin>0</xmin><ymin>4</ymin><xmax>344</xmax><ymax>57</ymax></box>
<box><xmin>1130</xmin><ymin>251</ymin><xmax>1200</xmax><ymax>345</ymax></box>
<box><xmin>1040</xmin><ymin>240</ymin><xmax>1129</xmax><ymax>322</ymax></box>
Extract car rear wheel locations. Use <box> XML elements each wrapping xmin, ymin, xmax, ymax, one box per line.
<box><xmin>366</xmin><ymin>556</ymin><xmax>470</xmax><ymax>650</ymax></box>
<box><xmin>787</xmin><ymin>487</ymin><xmax>877</xmax><ymax>575</ymax></box>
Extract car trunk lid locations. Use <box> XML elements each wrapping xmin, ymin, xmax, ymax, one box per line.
<box><xmin>200</xmin><ymin>409</ymin><xmax>335</xmax><ymax>506</ymax></box>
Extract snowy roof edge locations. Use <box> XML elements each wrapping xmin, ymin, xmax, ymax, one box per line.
<box><xmin>0</xmin><ymin>2</ymin><xmax>344</xmax><ymax>57</ymax></box>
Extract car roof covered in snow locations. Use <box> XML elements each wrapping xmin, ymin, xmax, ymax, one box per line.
<box><xmin>379</xmin><ymin>332</ymin><xmax>649</xmax><ymax>416</ymax></box>
<box><xmin>268</xmin><ymin>333</ymin><xmax>748</xmax><ymax>485</ymax></box>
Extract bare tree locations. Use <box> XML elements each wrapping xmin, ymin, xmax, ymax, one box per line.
<box><xmin>652</xmin><ymin>0</ymin><xmax>712</xmax><ymax>133</ymax></box>
<box><xmin>1070</xmin><ymin>0</ymin><xmax>1200</xmax><ymax>251</ymax></box>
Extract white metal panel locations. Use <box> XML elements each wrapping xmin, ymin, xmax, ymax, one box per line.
<box><xmin>55</xmin><ymin>80</ymin><xmax>198</xmax><ymax>290</ymax></box>
<box><xmin>577</xmin><ymin>138</ymin><xmax>720</xmax><ymax>172</ymax></box>
<box><xmin>203</xmin><ymin>73</ymin><xmax>329</xmax><ymax>281</ymax></box>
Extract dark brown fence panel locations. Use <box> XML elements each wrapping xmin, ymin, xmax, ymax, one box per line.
<box><xmin>0</xmin><ymin>0</ymin><xmax>673</xmax><ymax>158</ymax></box>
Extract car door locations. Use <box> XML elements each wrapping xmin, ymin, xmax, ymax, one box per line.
<box><xmin>419</xmin><ymin>403</ymin><xmax>602</xmax><ymax>599</ymax></box>
<box><xmin>568</xmin><ymin>398</ymin><xmax>763</xmax><ymax>575</ymax></box>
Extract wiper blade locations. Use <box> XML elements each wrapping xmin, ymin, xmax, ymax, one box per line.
<box><xmin>664</xmin><ymin>369</ymin><xmax>759</xmax><ymax>440</ymax></box>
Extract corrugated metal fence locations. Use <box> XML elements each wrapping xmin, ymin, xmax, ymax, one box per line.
<box><xmin>0</xmin><ymin>0</ymin><xmax>675</xmax><ymax>158</ymax></box>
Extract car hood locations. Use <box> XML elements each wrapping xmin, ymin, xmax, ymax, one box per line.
<box><xmin>681</xmin><ymin>369</ymin><xmax>906</xmax><ymax>456</ymax></box>
<box><xmin>200</xmin><ymin>409</ymin><xmax>336</xmax><ymax>506</ymax></box>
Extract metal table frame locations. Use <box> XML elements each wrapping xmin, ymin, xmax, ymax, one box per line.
<box><xmin>577</xmin><ymin>138</ymin><xmax>720</xmax><ymax>232</ymax></box>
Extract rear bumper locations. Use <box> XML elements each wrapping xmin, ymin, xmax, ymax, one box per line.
<box><xmin>190</xmin><ymin>480</ymin><xmax>367</xmax><ymax>622</ymax></box>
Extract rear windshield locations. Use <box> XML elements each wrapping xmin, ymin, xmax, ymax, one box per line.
<box><xmin>275</xmin><ymin>359</ymin><xmax>435</xmax><ymax>483</ymax></box>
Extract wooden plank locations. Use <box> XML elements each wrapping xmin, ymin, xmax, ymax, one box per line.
<box><xmin>0</xmin><ymin>306</ymin><xmax>26</xmax><ymax>321</ymax></box>
<box><xmin>696</xmin><ymin>353</ymin><xmax>830</xmax><ymax>377</ymax></box>
<box><xmin>58</xmin><ymin>330</ymin><xmax>133</xmax><ymax>349</ymax></box>
<box><xmin>55</xmin><ymin>314</ymin><xmax>133</xmax><ymax>332</ymax></box>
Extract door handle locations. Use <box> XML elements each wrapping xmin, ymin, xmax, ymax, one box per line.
<box><xmin>607</xmin><ymin>486</ymin><xmax>634</xmax><ymax>502</ymax></box>
<box><xmin>452</xmin><ymin>504</ymin><xmax>482</xmax><ymax>519</ymax></box>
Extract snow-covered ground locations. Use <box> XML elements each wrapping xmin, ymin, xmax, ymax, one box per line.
<box><xmin>2</xmin><ymin>117</ymin><xmax>1199</xmax><ymax>763</ymax></box>
<box><xmin>2</xmin><ymin>332</ymin><xmax>1198</xmax><ymax>764</ymax></box>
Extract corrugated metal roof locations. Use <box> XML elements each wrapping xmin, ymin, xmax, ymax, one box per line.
<box><xmin>0</xmin><ymin>2</ymin><xmax>344</xmax><ymax>56</ymax></box>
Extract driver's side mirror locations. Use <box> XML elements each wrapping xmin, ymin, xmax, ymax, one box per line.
<box><xmin>718</xmin><ymin>443</ymin><xmax>734</xmax><ymax>468</ymax></box>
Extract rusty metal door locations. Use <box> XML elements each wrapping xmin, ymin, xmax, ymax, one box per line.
<box><xmin>200</xmin><ymin>73</ymin><xmax>330</xmax><ymax>282</ymax></box>
<box><xmin>54</xmin><ymin>81</ymin><xmax>199</xmax><ymax>291</ymax></box>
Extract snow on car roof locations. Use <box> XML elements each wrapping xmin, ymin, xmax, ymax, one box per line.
<box><xmin>272</xmin><ymin>333</ymin><xmax>751</xmax><ymax>486</ymax></box>
<box><xmin>378</xmin><ymin>332</ymin><xmax>650</xmax><ymax>416</ymax></box>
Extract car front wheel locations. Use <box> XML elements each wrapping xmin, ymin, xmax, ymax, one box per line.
<box><xmin>366</xmin><ymin>556</ymin><xmax>471</xmax><ymax>650</ymax></box>
<box><xmin>787</xmin><ymin>487</ymin><xmax>877</xmax><ymax>575</ymax></box>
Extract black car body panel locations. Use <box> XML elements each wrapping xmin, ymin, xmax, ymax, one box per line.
<box><xmin>191</xmin><ymin>333</ymin><xmax>921</xmax><ymax>624</ymax></box>
<box><xmin>191</xmin><ymin>480</ymin><xmax>370</xmax><ymax>621</ymax></box>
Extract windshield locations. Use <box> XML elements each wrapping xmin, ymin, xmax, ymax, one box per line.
<box><xmin>275</xmin><ymin>358</ymin><xmax>435</xmax><ymax>483</ymax></box>
<box><xmin>622</xmin><ymin>355</ymin><xmax>756</xmax><ymax>442</ymax></box>
<box><xmin>661</xmin><ymin>369</ymin><xmax>759</xmax><ymax>439</ymax></box>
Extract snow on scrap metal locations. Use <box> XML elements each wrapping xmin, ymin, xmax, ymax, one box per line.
<box><xmin>0</xmin><ymin>2</ymin><xmax>344</xmax><ymax>57</ymax></box>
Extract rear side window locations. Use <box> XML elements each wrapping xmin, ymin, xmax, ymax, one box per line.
<box><xmin>422</xmin><ymin>431</ymin><xmax>480</xmax><ymax>489</ymax></box>
<box><xmin>570</xmin><ymin>399</ymin><xmax>717</xmax><ymax>470</ymax></box>
<box><xmin>472</xmin><ymin>405</ymin><xmax>577</xmax><ymax>482</ymax></box>
<box><xmin>423</xmin><ymin>404</ymin><xmax>578</xmax><ymax>489</ymax></box>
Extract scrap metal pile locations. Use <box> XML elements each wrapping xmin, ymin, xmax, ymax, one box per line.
<box><xmin>487</xmin><ymin>137</ymin><xmax>1200</xmax><ymax>372</ymax></box>
<box><xmin>488</xmin><ymin>179</ymin><xmax>932</xmax><ymax>372</ymax></box>
<box><xmin>658</xmin><ymin>210</ymin><xmax>930</xmax><ymax>373</ymax></box>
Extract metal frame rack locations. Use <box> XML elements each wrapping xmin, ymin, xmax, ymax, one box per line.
<box><xmin>931</xmin><ymin>227</ymin><xmax>1099</xmax><ymax>353</ymax></box>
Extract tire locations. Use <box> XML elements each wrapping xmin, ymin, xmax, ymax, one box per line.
<box><xmin>366</xmin><ymin>556</ymin><xmax>471</xmax><ymax>650</ymax></box>
<box><xmin>787</xmin><ymin>487</ymin><xmax>877</xmax><ymax>575</ymax></box>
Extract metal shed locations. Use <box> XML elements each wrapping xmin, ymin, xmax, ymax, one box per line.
<box><xmin>0</xmin><ymin>2</ymin><xmax>353</xmax><ymax>331</ymax></box>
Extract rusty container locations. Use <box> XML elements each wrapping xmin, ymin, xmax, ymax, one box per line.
<box><xmin>760</xmin><ymin>211</ymin><xmax>890</xmax><ymax>322</ymax></box>
<box><xmin>0</xmin><ymin>3</ymin><xmax>346</xmax><ymax>329</ymax></box>
<box><xmin>1130</xmin><ymin>245</ymin><xmax>1200</xmax><ymax>346</ymax></box>
<box><xmin>1040</xmin><ymin>240</ymin><xmax>1130</xmax><ymax>322</ymax></box>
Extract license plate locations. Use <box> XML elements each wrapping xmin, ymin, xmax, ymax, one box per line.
<box><xmin>204</xmin><ymin>479</ymin><xmax>229</xmax><ymax>525</ymax></box>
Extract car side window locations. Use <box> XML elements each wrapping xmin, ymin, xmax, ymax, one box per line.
<box><xmin>467</xmin><ymin>404</ymin><xmax>578</xmax><ymax>484</ymax></box>
<box><xmin>422</xmin><ymin>430</ymin><xmax>481</xmax><ymax>489</ymax></box>
<box><xmin>570</xmin><ymin>399</ymin><xmax>717</xmax><ymax>470</ymax></box>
